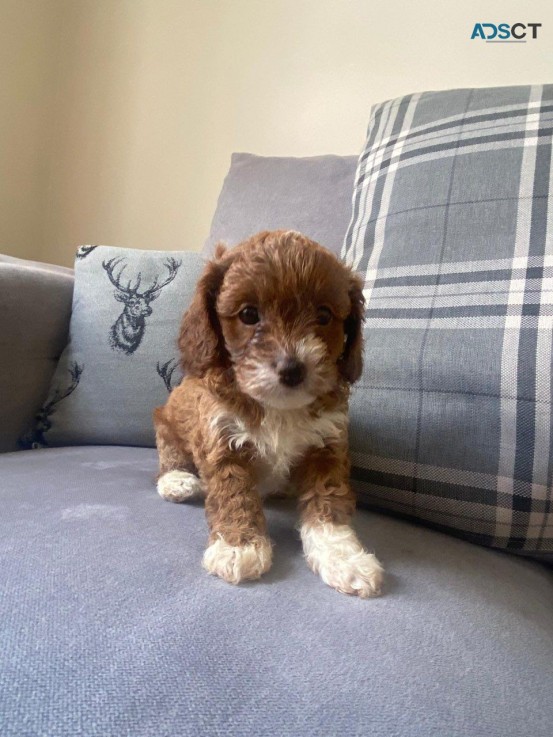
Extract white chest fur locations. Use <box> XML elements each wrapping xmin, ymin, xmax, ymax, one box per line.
<box><xmin>211</xmin><ymin>405</ymin><xmax>348</xmax><ymax>489</ymax></box>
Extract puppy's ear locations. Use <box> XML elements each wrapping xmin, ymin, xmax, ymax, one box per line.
<box><xmin>178</xmin><ymin>245</ymin><xmax>231</xmax><ymax>377</ymax></box>
<box><xmin>338</xmin><ymin>272</ymin><xmax>365</xmax><ymax>383</ymax></box>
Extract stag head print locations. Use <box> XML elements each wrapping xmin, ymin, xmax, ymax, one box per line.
<box><xmin>76</xmin><ymin>245</ymin><xmax>98</xmax><ymax>259</ymax></box>
<box><xmin>103</xmin><ymin>257</ymin><xmax>181</xmax><ymax>355</ymax></box>
<box><xmin>156</xmin><ymin>358</ymin><xmax>182</xmax><ymax>392</ymax></box>
<box><xmin>19</xmin><ymin>362</ymin><xmax>83</xmax><ymax>449</ymax></box>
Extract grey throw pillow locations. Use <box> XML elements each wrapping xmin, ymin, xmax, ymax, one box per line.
<box><xmin>203</xmin><ymin>152</ymin><xmax>357</xmax><ymax>256</ymax></box>
<box><xmin>346</xmin><ymin>84</ymin><xmax>553</xmax><ymax>558</ymax></box>
<box><xmin>20</xmin><ymin>246</ymin><xmax>204</xmax><ymax>448</ymax></box>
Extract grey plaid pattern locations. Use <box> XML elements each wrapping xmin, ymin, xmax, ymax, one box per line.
<box><xmin>343</xmin><ymin>85</ymin><xmax>553</xmax><ymax>556</ymax></box>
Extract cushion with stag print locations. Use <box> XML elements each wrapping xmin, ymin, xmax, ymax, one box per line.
<box><xmin>20</xmin><ymin>246</ymin><xmax>205</xmax><ymax>448</ymax></box>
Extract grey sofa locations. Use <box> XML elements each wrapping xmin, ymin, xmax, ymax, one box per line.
<box><xmin>2</xmin><ymin>147</ymin><xmax>553</xmax><ymax>736</ymax></box>
<box><xmin>2</xmin><ymin>253</ymin><xmax>553</xmax><ymax>737</ymax></box>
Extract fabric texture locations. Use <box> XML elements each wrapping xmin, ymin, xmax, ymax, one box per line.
<box><xmin>1</xmin><ymin>445</ymin><xmax>552</xmax><ymax>737</ymax></box>
<box><xmin>0</xmin><ymin>255</ymin><xmax>74</xmax><ymax>452</ymax></box>
<box><xmin>20</xmin><ymin>246</ymin><xmax>205</xmax><ymax>448</ymax></box>
<box><xmin>344</xmin><ymin>84</ymin><xmax>553</xmax><ymax>557</ymax></box>
<box><xmin>203</xmin><ymin>152</ymin><xmax>357</xmax><ymax>256</ymax></box>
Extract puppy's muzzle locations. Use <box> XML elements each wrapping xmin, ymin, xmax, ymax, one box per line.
<box><xmin>277</xmin><ymin>357</ymin><xmax>306</xmax><ymax>388</ymax></box>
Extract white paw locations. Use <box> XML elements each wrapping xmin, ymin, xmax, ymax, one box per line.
<box><xmin>301</xmin><ymin>523</ymin><xmax>384</xmax><ymax>598</ymax></box>
<box><xmin>157</xmin><ymin>470</ymin><xmax>203</xmax><ymax>503</ymax></box>
<box><xmin>202</xmin><ymin>536</ymin><xmax>273</xmax><ymax>584</ymax></box>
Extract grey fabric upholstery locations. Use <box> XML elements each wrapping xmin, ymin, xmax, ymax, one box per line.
<box><xmin>203</xmin><ymin>153</ymin><xmax>357</xmax><ymax>256</ymax></box>
<box><xmin>0</xmin><ymin>253</ymin><xmax>73</xmax><ymax>275</ymax></box>
<box><xmin>0</xmin><ymin>256</ymin><xmax>73</xmax><ymax>452</ymax></box>
<box><xmin>1</xmin><ymin>446</ymin><xmax>552</xmax><ymax>737</ymax></box>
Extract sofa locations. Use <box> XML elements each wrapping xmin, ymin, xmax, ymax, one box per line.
<box><xmin>2</xmin><ymin>86</ymin><xmax>553</xmax><ymax>737</ymax></box>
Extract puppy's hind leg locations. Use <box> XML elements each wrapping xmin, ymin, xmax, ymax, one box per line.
<box><xmin>158</xmin><ymin>470</ymin><xmax>204</xmax><ymax>503</ymax></box>
<box><xmin>154</xmin><ymin>407</ymin><xmax>204</xmax><ymax>503</ymax></box>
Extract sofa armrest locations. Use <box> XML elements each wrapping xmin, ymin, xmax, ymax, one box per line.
<box><xmin>0</xmin><ymin>255</ymin><xmax>74</xmax><ymax>452</ymax></box>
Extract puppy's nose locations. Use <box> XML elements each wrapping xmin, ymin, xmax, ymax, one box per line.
<box><xmin>277</xmin><ymin>357</ymin><xmax>306</xmax><ymax>388</ymax></box>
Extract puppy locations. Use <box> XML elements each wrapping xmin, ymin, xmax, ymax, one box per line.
<box><xmin>154</xmin><ymin>230</ymin><xmax>383</xmax><ymax>597</ymax></box>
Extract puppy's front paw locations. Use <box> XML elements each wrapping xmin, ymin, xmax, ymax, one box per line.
<box><xmin>301</xmin><ymin>523</ymin><xmax>384</xmax><ymax>598</ymax></box>
<box><xmin>157</xmin><ymin>470</ymin><xmax>204</xmax><ymax>503</ymax></box>
<box><xmin>202</xmin><ymin>536</ymin><xmax>272</xmax><ymax>585</ymax></box>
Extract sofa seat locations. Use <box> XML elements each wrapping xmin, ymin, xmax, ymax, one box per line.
<box><xmin>1</xmin><ymin>446</ymin><xmax>552</xmax><ymax>737</ymax></box>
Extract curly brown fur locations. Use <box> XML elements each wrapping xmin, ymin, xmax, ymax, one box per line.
<box><xmin>154</xmin><ymin>230</ymin><xmax>383</xmax><ymax>597</ymax></box>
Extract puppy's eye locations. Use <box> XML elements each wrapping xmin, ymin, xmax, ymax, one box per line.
<box><xmin>316</xmin><ymin>306</ymin><xmax>332</xmax><ymax>326</ymax></box>
<box><xmin>238</xmin><ymin>305</ymin><xmax>260</xmax><ymax>325</ymax></box>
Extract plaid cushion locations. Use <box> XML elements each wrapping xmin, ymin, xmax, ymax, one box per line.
<box><xmin>344</xmin><ymin>85</ymin><xmax>553</xmax><ymax>558</ymax></box>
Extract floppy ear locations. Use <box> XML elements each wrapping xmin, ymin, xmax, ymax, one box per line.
<box><xmin>337</xmin><ymin>272</ymin><xmax>365</xmax><ymax>383</ymax></box>
<box><xmin>178</xmin><ymin>245</ymin><xmax>231</xmax><ymax>377</ymax></box>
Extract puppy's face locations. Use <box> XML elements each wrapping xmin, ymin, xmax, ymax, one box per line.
<box><xmin>179</xmin><ymin>231</ymin><xmax>364</xmax><ymax>408</ymax></box>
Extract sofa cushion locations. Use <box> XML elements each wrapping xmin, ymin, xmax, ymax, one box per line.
<box><xmin>19</xmin><ymin>246</ymin><xmax>204</xmax><ymax>448</ymax></box>
<box><xmin>20</xmin><ymin>147</ymin><xmax>358</xmax><ymax>450</ymax></box>
<box><xmin>203</xmin><ymin>152</ymin><xmax>357</xmax><ymax>256</ymax></box>
<box><xmin>345</xmin><ymin>84</ymin><xmax>553</xmax><ymax>558</ymax></box>
<box><xmin>1</xmin><ymin>446</ymin><xmax>552</xmax><ymax>737</ymax></box>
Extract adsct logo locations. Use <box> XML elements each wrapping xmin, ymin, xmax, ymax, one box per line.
<box><xmin>471</xmin><ymin>23</ymin><xmax>542</xmax><ymax>42</ymax></box>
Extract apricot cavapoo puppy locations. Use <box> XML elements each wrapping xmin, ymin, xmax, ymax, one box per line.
<box><xmin>154</xmin><ymin>230</ymin><xmax>383</xmax><ymax>597</ymax></box>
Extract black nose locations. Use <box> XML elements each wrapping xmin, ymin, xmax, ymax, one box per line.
<box><xmin>277</xmin><ymin>358</ymin><xmax>306</xmax><ymax>388</ymax></box>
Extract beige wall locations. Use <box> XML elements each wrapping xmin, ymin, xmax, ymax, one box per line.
<box><xmin>0</xmin><ymin>1</ymin><xmax>62</xmax><ymax>261</ymax></box>
<box><xmin>2</xmin><ymin>0</ymin><xmax>552</xmax><ymax>267</ymax></box>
